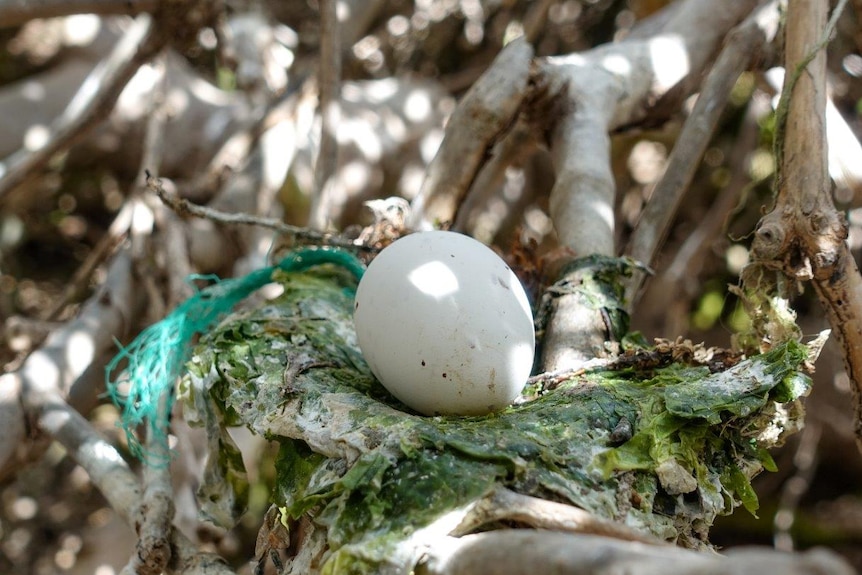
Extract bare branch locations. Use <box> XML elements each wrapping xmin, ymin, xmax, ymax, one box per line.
<box><xmin>125</xmin><ymin>392</ymin><xmax>175</xmax><ymax>575</ymax></box>
<box><xmin>409</xmin><ymin>38</ymin><xmax>534</xmax><ymax>229</ymax></box>
<box><xmin>0</xmin><ymin>14</ymin><xmax>167</xmax><ymax>200</ymax></box>
<box><xmin>534</xmin><ymin>0</ymin><xmax>759</xmax><ymax>373</ymax></box>
<box><xmin>0</xmin><ymin>0</ymin><xmax>156</xmax><ymax>28</ymax></box>
<box><xmin>419</xmin><ymin>530</ymin><xmax>854</xmax><ymax>575</ymax></box>
<box><xmin>538</xmin><ymin>0</ymin><xmax>760</xmax><ymax>258</ymax></box>
<box><xmin>623</xmin><ymin>2</ymin><xmax>780</xmax><ymax>310</ymax></box>
<box><xmin>30</xmin><ymin>392</ymin><xmax>235</xmax><ymax>575</ymax></box>
<box><xmin>0</xmin><ymin>250</ymin><xmax>141</xmax><ymax>475</ymax></box>
<box><xmin>308</xmin><ymin>0</ymin><xmax>342</xmax><ymax>231</ymax></box>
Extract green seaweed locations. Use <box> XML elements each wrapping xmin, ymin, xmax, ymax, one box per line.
<box><xmin>181</xmin><ymin>266</ymin><xmax>812</xmax><ymax>573</ymax></box>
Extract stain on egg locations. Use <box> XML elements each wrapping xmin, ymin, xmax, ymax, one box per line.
<box><xmin>353</xmin><ymin>230</ymin><xmax>536</xmax><ymax>416</ymax></box>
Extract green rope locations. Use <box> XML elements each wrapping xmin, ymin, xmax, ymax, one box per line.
<box><xmin>105</xmin><ymin>247</ymin><xmax>365</xmax><ymax>462</ymax></box>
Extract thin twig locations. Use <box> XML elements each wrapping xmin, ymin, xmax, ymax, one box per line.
<box><xmin>147</xmin><ymin>174</ymin><xmax>375</xmax><ymax>252</ymax></box>
<box><xmin>0</xmin><ymin>14</ymin><xmax>168</xmax><ymax>200</ymax></box>
<box><xmin>307</xmin><ymin>0</ymin><xmax>342</xmax><ymax>231</ymax></box>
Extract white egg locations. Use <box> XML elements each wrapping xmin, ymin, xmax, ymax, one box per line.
<box><xmin>353</xmin><ymin>231</ymin><xmax>535</xmax><ymax>416</ymax></box>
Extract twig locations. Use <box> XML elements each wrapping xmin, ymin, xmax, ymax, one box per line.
<box><xmin>453</xmin><ymin>119</ymin><xmax>538</xmax><ymax>240</ymax></box>
<box><xmin>119</xmin><ymin>52</ymin><xmax>178</xmax><ymax>575</ymax></box>
<box><xmin>623</xmin><ymin>1</ymin><xmax>780</xmax><ymax>311</ymax></box>
<box><xmin>409</xmin><ymin>38</ymin><xmax>534</xmax><ymax>230</ymax></box>
<box><xmin>124</xmin><ymin>391</ymin><xmax>175</xmax><ymax>575</ymax></box>
<box><xmin>0</xmin><ymin>14</ymin><xmax>168</xmax><ymax>200</ymax></box>
<box><xmin>0</xmin><ymin>0</ymin><xmax>156</xmax><ymax>27</ymax></box>
<box><xmin>635</xmin><ymin>92</ymin><xmax>767</xmax><ymax>335</ymax></box>
<box><xmin>147</xmin><ymin>174</ymin><xmax>375</xmax><ymax>251</ymax></box>
<box><xmin>307</xmin><ymin>0</ymin><xmax>342</xmax><ymax>231</ymax></box>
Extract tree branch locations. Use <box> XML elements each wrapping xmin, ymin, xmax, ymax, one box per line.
<box><xmin>30</xmin><ymin>391</ymin><xmax>235</xmax><ymax>575</ymax></box>
<box><xmin>419</xmin><ymin>530</ymin><xmax>854</xmax><ymax>575</ymax></box>
<box><xmin>623</xmin><ymin>1</ymin><xmax>780</xmax><ymax>311</ymax></box>
<box><xmin>0</xmin><ymin>250</ymin><xmax>141</xmax><ymax>476</ymax></box>
<box><xmin>534</xmin><ymin>0</ymin><xmax>759</xmax><ymax>372</ymax></box>
<box><xmin>308</xmin><ymin>0</ymin><xmax>342</xmax><ymax>231</ymax></box>
<box><xmin>149</xmin><ymin>174</ymin><xmax>374</xmax><ymax>252</ymax></box>
<box><xmin>751</xmin><ymin>0</ymin><xmax>862</xmax><ymax>455</ymax></box>
<box><xmin>409</xmin><ymin>38</ymin><xmax>534</xmax><ymax>229</ymax></box>
<box><xmin>0</xmin><ymin>0</ymin><xmax>156</xmax><ymax>28</ymax></box>
<box><xmin>0</xmin><ymin>14</ymin><xmax>167</xmax><ymax>200</ymax></box>
<box><xmin>451</xmin><ymin>487</ymin><xmax>661</xmax><ymax>545</ymax></box>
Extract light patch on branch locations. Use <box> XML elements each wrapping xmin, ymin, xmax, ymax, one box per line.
<box><xmin>409</xmin><ymin>38</ymin><xmax>534</xmax><ymax>229</ymax></box>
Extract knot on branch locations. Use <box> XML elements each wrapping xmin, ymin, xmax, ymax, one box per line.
<box><xmin>751</xmin><ymin>218</ymin><xmax>787</xmax><ymax>261</ymax></box>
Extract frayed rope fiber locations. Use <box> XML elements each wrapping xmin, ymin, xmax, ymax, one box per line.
<box><xmin>105</xmin><ymin>247</ymin><xmax>365</xmax><ymax>462</ymax></box>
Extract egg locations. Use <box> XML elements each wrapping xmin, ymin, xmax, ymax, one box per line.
<box><xmin>353</xmin><ymin>231</ymin><xmax>535</xmax><ymax>416</ymax></box>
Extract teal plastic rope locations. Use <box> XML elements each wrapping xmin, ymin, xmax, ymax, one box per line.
<box><xmin>106</xmin><ymin>247</ymin><xmax>365</xmax><ymax>462</ymax></box>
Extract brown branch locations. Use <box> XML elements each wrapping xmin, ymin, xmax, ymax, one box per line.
<box><xmin>308</xmin><ymin>0</ymin><xmax>342</xmax><ymax>231</ymax></box>
<box><xmin>0</xmin><ymin>14</ymin><xmax>167</xmax><ymax>201</ymax></box>
<box><xmin>750</xmin><ymin>0</ymin><xmax>862</xmax><ymax>454</ymax></box>
<box><xmin>0</xmin><ymin>0</ymin><xmax>156</xmax><ymax>27</ymax></box>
